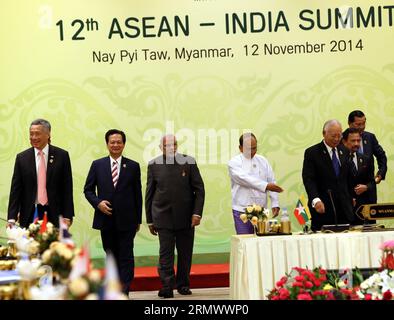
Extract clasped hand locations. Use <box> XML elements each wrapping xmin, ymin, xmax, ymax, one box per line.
<box><xmin>98</xmin><ymin>200</ymin><xmax>112</xmax><ymax>215</ymax></box>
<box><xmin>266</xmin><ymin>183</ymin><xmax>284</xmax><ymax>193</ymax></box>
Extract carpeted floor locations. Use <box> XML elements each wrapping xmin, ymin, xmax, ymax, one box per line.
<box><xmin>130</xmin><ymin>263</ymin><xmax>229</xmax><ymax>291</ymax></box>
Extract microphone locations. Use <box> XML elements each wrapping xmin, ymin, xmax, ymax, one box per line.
<box><xmin>327</xmin><ymin>189</ymin><xmax>338</xmax><ymax>225</ymax></box>
<box><xmin>321</xmin><ymin>189</ymin><xmax>350</xmax><ymax>232</ymax></box>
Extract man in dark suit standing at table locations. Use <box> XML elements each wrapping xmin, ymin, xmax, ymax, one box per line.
<box><xmin>302</xmin><ymin>120</ymin><xmax>354</xmax><ymax>231</ymax></box>
<box><xmin>84</xmin><ymin>129</ymin><xmax>142</xmax><ymax>296</ymax></box>
<box><xmin>7</xmin><ymin>119</ymin><xmax>74</xmax><ymax>228</ymax></box>
<box><xmin>145</xmin><ymin>134</ymin><xmax>205</xmax><ymax>298</ymax></box>
<box><xmin>342</xmin><ymin>128</ymin><xmax>376</xmax><ymax>225</ymax></box>
<box><xmin>348</xmin><ymin>110</ymin><xmax>387</xmax><ymax>187</ymax></box>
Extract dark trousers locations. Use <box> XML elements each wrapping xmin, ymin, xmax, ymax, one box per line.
<box><xmin>100</xmin><ymin>224</ymin><xmax>137</xmax><ymax>294</ymax></box>
<box><xmin>157</xmin><ymin>227</ymin><xmax>195</xmax><ymax>290</ymax></box>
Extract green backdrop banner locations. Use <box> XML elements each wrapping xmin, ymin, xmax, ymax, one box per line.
<box><xmin>1</xmin><ymin>0</ymin><xmax>393</xmax><ymax>262</ymax></box>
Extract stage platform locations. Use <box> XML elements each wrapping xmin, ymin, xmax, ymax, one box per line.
<box><xmin>130</xmin><ymin>263</ymin><xmax>229</xmax><ymax>291</ymax></box>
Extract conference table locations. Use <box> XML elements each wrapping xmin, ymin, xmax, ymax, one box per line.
<box><xmin>229</xmin><ymin>230</ymin><xmax>394</xmax><ymax>300</ymax></box>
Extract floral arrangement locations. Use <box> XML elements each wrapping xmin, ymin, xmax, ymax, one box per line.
<box><xmin>269</xmin><ymin>239</ymin><xmax>394</xmax><ymax>300</ymax></box>
<box><xmin>380</xmin><ymin>240</ymin><xmax>394</xmax><ymax>270</ymax></box>
<box><xmin>6</xmin><ymin>225</ymin><xmax>29</xmax><ymax>240</ymax></box>
<box><xmin>15</xmin><ymin>236</ymin><xmax>40</xmax><ymax>257</ymax></box>
<box><xmin>65</xmin><ymin>269</ymin><xmax>105</xmax><ymax>300</ymax></box>
<box><xmin>240</xmin><ymin>204</ymin><xmax>269</xmax><ymax>226</ymax></box>
<box><xmin>267</xmin><ymin>266</ymin><xmax>360</xmax><ymax>300</ymax></box>
<box><xmin>356</xmin><ymin>240</ymin><xmax>394</xmax><ymax>300</ymax></box>
<box><xmin>357</xmin><ymin>269</ymin><xmax>394</xmax><ymax>300</ymax></box>
<box><xmin>28</xmin><ymin>221</ymin><xmax>59</xmax><ymax>254</ymax></box>
<box><xmin>41</xmin><ymin>241</ymin><xmax>76</xmax><ymax>280</ymax></box>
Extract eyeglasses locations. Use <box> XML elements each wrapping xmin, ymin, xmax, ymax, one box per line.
<box><xmin>164</xmin><ymin>143</ymin><xmax>177</xmax><ymax>147</ymax></box>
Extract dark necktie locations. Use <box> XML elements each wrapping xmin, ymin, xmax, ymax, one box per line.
<box><xmin>332</xmin><ymin>148</ymin><xmax>340</xmax><ymax>177</ymax></box>
<box><xmin>359</xmin><ymin>134</ymin><xmax>364</xmax><ymax>154</ymax></box>
<box><xmin>350</xmin><ymin>153</ymin><xmax>358</xmax><ymax>177</ymax></box>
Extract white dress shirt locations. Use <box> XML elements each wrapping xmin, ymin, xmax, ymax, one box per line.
<box><xmin>323</xmin><ymin>140</ymin><xmax>341</xmax><ymax>166</ymax></box>
<box><xmin>228</xmin><ymin>153</ymin><xmax>279</xmax><ymax>212</ymax></box>
<box><xmin>351</xmin><ymin>152</ymin><xmax>358</xmax><ymax>170</ymax></box>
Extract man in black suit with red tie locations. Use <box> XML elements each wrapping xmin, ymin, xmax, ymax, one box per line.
<box><xmin>342</xmin><ymin>128</ymin><xmax>376</xmax><ymax>225</ymax></box>
<box><xmin>348</xmin><ymin>110</ymin><xmax>387</xmax><ymax>187</ymax></box>
<box><xmin>302</xmin><ymin>120</ymin><xmax>354</xmax><ymax>231</ymax></box>
<box><xmin>84</xmin><ymin>129</ymin><xmax>142</xmax><ymax>296</ymax></box>
<box><xmin>145</xmin><ymin>134</ymin><xmax>205</xmax><ymax>298</ymax></box>
<box><xmin>7</xmin><ymin>119</ymin><xmax>74</xmax><ymax>228</ymax></box>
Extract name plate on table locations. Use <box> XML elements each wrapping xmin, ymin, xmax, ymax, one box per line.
<box><xmin>256</xmin><ymin>232</ymin><xmax>292</xmax><ymax>237</ymax></box>
<box><xmin>0</xmin><ymin>270</ymin><xmax>20</xmax><ymax>285</ymax></box>
<box><xmin>360</xmin><ymin>203</ymin><xmax>394</xmax><ymax>220</ymax></box>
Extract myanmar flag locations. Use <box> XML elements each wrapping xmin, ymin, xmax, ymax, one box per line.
<box><xmin>293</xmin><ymin>195</ymin><xmax>312</xmax><ymax>225</ymax></box>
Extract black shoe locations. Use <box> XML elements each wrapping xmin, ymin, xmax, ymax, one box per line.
<box><xmin>158</xmin><ymin>288</ymin><xmax>174</xmax><ymax>298</ymax></box>
<box><xmin>177</xmin><ymin>287</ymin><xmax>192</xmax><ymax>295</ymax></box>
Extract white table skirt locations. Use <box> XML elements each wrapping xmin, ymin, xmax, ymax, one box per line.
<box><xmin>229</xmin><ymin>231</ymin><xmax>394</xmax><ymax>300</ymax></box>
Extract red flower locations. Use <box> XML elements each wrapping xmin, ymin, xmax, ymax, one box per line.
<box><xmin>313</xmin><ymin>279</ymin><xmax>321</xmax><ymax>287</ymax></box>
<box><xmin>319</xmin><ymin>269</ymin><xmax>327</xmax><ymax>275</ymax></box>
<box><xmin>297</xmin><ymin>293</ymin><xmax>312</xmax><ymax>300</ymax></box>
<box><xmin>276</xmin><ymin>279</ymin><xmax>286</xmax><ymax>287</ymax></box>
<box><xmin>271</xmin><ymin>295</ymin><xmax>280</xmax><ymax>300</ymax></box>
<box><xmin>326</xmin><ymin>292</ymin><xmax>335</xmax><ymax>300</ymax></box>
<box><xmin>364</xmin><ymin>294</ymin><xmax>372</xmax><ymax>300</ymax></box>
<box><xmin>292</xmin><ymin>281</ymin><xmax>304</xmax><ymax>287</ymax></box>
<box><xmin>301</xmin><ymin>270</ymin><xmax>315</xmax><ymax>279</ymax></box>
<box><xmin>312</xmin><ymin>290</ymin><xmax>327</xmax><ymax>296</ymax></box>
<box><xmin>295</xmin><ymin>276</ymin><xmax>304</xmax><ymax>282</ymax></box>
<box><xmin>279</xmin><ymin>288</ymin><xmax>290</xmax><ymax>300</ymax></box>
<box><xmin>340</xmin><ymin>288</ymin><xmax>352</xmax><ymax>295</ymax></box>
<box><xmin>386</xmin><ymin>254</ymin><xmax>394</xmax><ymax>270</ymax></box>
<box><xmin>304</xmin><ymin>281</ymin><xmax>313</xmax><ymax>289</ymax></box>
<box><xmin>383</xmin><ymin>291</ymin><xmax>393</xmax><ymax>300</ymax></box>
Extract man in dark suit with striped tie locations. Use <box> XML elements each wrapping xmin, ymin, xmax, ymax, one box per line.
<box><xmin>342</xmin><ymin>128</ymin><xmax>376</xmax><ymax>225</ymax></box>
<box><xmin>302</xmin><ymin>120</ymin><xmax>354</xmax><ymax>231</ymax></box>
<box><xmin>84</xmin><ymin>129</ymin><xmax>142</xmax><ymax>296</ymax></box>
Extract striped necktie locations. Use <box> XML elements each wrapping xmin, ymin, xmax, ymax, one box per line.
<box><xmin>112</xmin><ymin>160</ymin><xmax>118</xmax><ymax>187</ymax></box>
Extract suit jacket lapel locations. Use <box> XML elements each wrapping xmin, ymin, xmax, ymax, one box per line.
<box><xmin>104</xmin><ymin>156</ymin><xmax>114</xmax><ymax>189</ymax></box>
<box><xmin>116</xmin><ymin>158</ymin><xmax>128</xmax><ymax>188</ymax></box>
<box><xmin>47</xmin><ymin>145</ymin><xmax>55</xmax><ymax>184</ymax></box>
<box><xmin>357</xmin><ymin>154</ymin><xmax>364</xmax><ymax>172</ymax></box>
<box><xmin>29</xmin><ymin>147</ymin><xmax>37</xmax><ymax>187</ymax></box>
<box><xmin>337</xmin><ymin>147</ymin><xmax>346</xmax><ymax>168</ymax></box>
<box><xmin>320</xmin><ymin>142</ymin><xmax>333</xmax><ymax>173</ymax></box>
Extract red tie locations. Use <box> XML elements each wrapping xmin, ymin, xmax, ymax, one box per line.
<box><xmin>112</xmin><ymin>160</ymin><xmax>118</xmax><ymax>187</ymax></box>
<box><xmin>37</xmin><ymin>150</ymin><xmax>48</xmax><ymax>205</ymax></box>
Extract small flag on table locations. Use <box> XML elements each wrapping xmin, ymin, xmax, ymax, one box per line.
<box><xmin>69</xmin><ymin>243</ymin><xmax>91</xmax><ymax>280</ymax></box>
<box><xmin>59</xmin><ymin>215</ymin><xmax>73</xmax><ymax>245</ymax></box>
<box><xmin>293</xmin><ymin>195</ymin><xmax>311</xmax><ymax>225</ymax></box>
<box><xmin>33</xmin><ymin>205</ymin><xmax>39</xmax><ymax>223</ymax></box>
<box><xmin>39</xmin><ymin>211</ymin><xmax>48</xmax><ymax>234</ymax></box>
<box><xmin>103</xmin><ymin>252</ymin><xmax>122</xmax><ymax>300</ymax></box>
